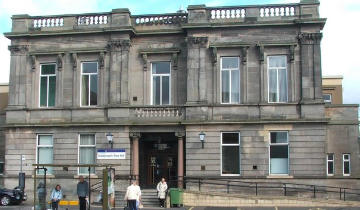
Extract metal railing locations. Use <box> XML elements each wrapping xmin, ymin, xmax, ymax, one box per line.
<box><xmin>172</xmin><ymin>177</ymin><xmax>360</xmax><ymax>202</ymax></box>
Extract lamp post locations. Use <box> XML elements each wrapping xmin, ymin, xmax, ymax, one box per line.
<box><xmin>106</xmin><ymin>133</ymin><xmax>114</xmax><ymax>149</ymax></box>
<box><xmin>199</xmin><ymin>131</ymin><xmax>206</xmax><ymax>149</ymax></box>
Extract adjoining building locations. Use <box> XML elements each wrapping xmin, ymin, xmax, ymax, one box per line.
<box><xmin>2</xmin><ymin>0</ymin><xmax>359</xmax><ymax>198</ymax></box>
<box><xmin>0</xmin><ymin>83</ymin><xmax>8</xmax><ymax>176</ymax></box>
<box><xmin>322</xmin><ymin>76</ymin><xmax>343</xmax><ymax>104</ymax></box>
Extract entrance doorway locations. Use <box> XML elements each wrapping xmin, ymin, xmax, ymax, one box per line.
<box><xmin>139</xmin><ymin>133</ymin><xmax>178</xmax><ymax>188</ymax></box>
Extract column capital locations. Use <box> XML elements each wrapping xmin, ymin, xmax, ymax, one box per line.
<box><xmin>107</xmin><ymin>39</ymin><xmax>131</xmax><ymax>52</ymax></box>
<box><xmin>8</xmin><ymin>45</ymin><xmax>28</xmax><ymax>56</ymax></box>
<box><xmin>175</xmin><ymin>131</ymin><xmax>186</xmax><ymax>138</ymax></box>
<box><xmin>129</xmin><ymin>132</ymin><xmax>141</xmax><ymax>138</ymax></box>
<box><xmin>186</xmin><ymin>36</ymin><xmax>208</xmax><ymax>47</ymax></box>
<box><xmin>298</xmin><ymin>32</ymin><xmax>323</xmax><ymax>45</ymax></box>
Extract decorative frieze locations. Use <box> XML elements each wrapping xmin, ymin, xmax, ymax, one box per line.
<box><xmin>8</xmin><ymin>45</ymin><xmax>28</xmax><ymax>56</ymax></box>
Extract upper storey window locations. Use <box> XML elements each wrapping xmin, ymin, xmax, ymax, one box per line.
<box><xmin>221</xmin><ymin>57</ymin><xmax>240</xmax><ymax>104</ymax></box>
<box><xmin>81</xmin><ymin>62</ymin><xmax>98</xmax><ymax>106</ymax></box>
<box><xmin>40</xmin><ymin>64</ymin><xmax>56</xmax><ymax>107</ymax></box>
<box><xmin>151</xmin><ymin>62</ymin><xmax>171</xmax><ymax>105</ymax></box>
<box><xmin>268</xmin><ymin>56</ymin><xmax>288</xmax><ymax>103</ymax></box>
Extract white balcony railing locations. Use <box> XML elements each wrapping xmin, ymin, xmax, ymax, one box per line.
<box><xmin>134</xmin><ymin>107</ymin><xmax>183</xmax><ymax>118</ymax></box>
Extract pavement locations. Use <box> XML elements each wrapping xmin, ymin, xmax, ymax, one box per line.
<box><xmin>185</xmin><ymin>207</ymin><xmax>360</xmax><ymax>210</ymax></box>
<box><xmin>1</xmin><ymin>206</ymin><xmax>360</xmax><ymax>210</ymax></box>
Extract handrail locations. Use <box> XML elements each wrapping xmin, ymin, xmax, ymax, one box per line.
<box><xmin>180</xmin><ymin>177</ymin><xmax>360</xmax><ymax>201</ymax></box>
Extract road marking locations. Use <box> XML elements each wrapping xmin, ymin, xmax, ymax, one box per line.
<box><xmin>275</xmin><ymin>207</ymin><xmax>278</xmax><ymax>210</ymax></box>
<box><xmin>188</xmin><ymin>207</ymin><xmax>194</xmax><ymax>210</ymax></box>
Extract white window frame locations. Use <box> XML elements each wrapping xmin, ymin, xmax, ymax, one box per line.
<box><xmin>39</xmin><ymin>63</ymin><xmax>56</xmax><ymax>107</ymax></box>
<box><xmin>220</xmin><ymin>132</ymin><xmax>241</xmax><ymax>176</ymax></box>
<box><xmin>36</xmin><ymin>134</ymin><xmax>54</xmax><ymax>175</ymax></box>
<box><xmin>343</xmin><ymin>154</ymin><xmax>351</xmax><ymax>176</ymax></box>
<box><xmin>150</xmin><ymin>61</ymin><xmax>171</xmax><ymax>105</ymax></box>
<box><xmin>269</xmin><ymin>131</ymin><xmax>289</xmax><ymax>176</ymax></box>
<box><xmin>220</xmin><ymin>57</ymin><xmax>241</xmax><ymax>104</ymax></box>
<box><xmin>267</xmin><ymin>55</ymin><xmax>288</xmax><ymax>103</ymax></box>
<box><xmin>327</xmin><ymin>153</ymin><xmax>334</xmax><ymax>176</ymax></box>
<box><xmin>80</xmin><ymin>62</ymin><xmax>98</xmax><ymax>107</ymax></box>
<box><xmin>323</xmin><ymin>94</ymin><xmax>332</xmax><ymax>104</ymax></box>
<box><xmin>78</xmin><ymin>134</ymin><xmax>96</xmax><ymax>175</ymax></box>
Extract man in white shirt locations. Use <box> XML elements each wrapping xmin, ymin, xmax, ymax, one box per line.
<box><xmin>124</xmin><ymin>180</ymin><xmax>141</xmax><ymax>210</ymax></box>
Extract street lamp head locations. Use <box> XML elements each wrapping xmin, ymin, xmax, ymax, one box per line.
<box><xmin>199</xmin><ymin>131</ymin><xmax>206</xmax><ymax>142</ymax></box>
<box><xmin>106</xmin><ymin>133</ymin><xmax>113</xmax><ymax>145</ymax></box>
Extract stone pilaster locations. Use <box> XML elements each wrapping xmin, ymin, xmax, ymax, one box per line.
<box><xmin>298</xmin><ymin>32</ymin><xmax>323</xmax><ymax>102</ymax></box>
<box><xmin>8</xmin><ymin>45</ymin><xmax>29</xmax><ymax>108</ymax></box>
<box><xmin>107</xmin><ymin>39</ymin><xmax>131</xmax><ymax>105</ymax></box>
<box><xmin>186</xmin><ymin>36</ymin><xmax>208</xmax><ymax>104</ymax></box>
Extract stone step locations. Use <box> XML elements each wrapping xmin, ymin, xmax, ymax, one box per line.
<box><xmin>114</xmin><ymin>190</ymin><xmax>160</xmax><ymax>207</ymax></box>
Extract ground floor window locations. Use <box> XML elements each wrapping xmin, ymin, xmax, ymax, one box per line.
<box><xmin>327</xmin><ymin>154</ymin><xmax>334</xmax><ymax>176</ymax></box>
<box><xmin>221</xmin><ymin>132</ymin><xmax>240</xmax><ymax>175</ymax></box>
<box><xmin>37</xmin><ymin>135</ymin><xmax>53</xmax><ymax>174</ymax></box>
<box><xmin>269</xmin><ymin>131</ymin><xmax>288</xmax><ymax>175</ymax></box>
<box><xmin>79</xmin><ymin>134</ymin><xmax>96</xmax><ymax>174</ymax></box>
<box><xmin>343</xmin><ymin>154</ymin><xmax>350</xmax><ymax>176</ymax></box>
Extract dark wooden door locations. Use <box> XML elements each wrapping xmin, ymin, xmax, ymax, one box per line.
<box><xmin>146</xmin><ymin>152</ymin><xmax>177</xmax><ymax>186</ymax></box>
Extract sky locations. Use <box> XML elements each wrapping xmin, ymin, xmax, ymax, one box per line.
<box><xmin>0</xmin><ymin>0</ymin><xmax>359</xmax><ymax>104</ymax></box>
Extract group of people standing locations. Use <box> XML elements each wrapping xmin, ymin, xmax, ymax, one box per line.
<box><xmin>124</xmin><ymin>177</ymin><xmax>168</xmax><ymax>210</ymax></box>
<box><xmin>37</xmin><ymin>176</ymin><xmax>168</xmax><ymax>210</ymax></box>
<box><xmin>37</xmin><ymin>175</ymin><xmax>89</xmax><ymax>210</ymax></box>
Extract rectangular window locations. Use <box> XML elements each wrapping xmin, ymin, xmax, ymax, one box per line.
<box><xmin>327</xmin><ymin>153</ymin><xmax>334</xmax><ymax>176</ymax></box>
<box><xmin>151</xmin><ymin>62</ymin><xmax>171</xmax><ymax>105</ymax></box>
<box><xmin>37</xmin><ymin>135</ymin><xmax>53</xmax><ymax>174</ymax></box>
<box><xmin>81</xmin><ymin>62</ymin><xmax>98</xmax><ymax>106</ymax></box>
<box><xmin>343</xmin><ymin>154</ymin><xmax>350</xmax><ymax>176</ymax></box>
<box><xmin>221</xmin><ymin>132</ymin><xmax>240</xmax><ymax>175</ymax></box>
<box><xmin>221</xmin><ymin>57</ymin><xmax>240</xmax><ymax>104</ymax></box>
<box><xmin>268</xmin><ymin>56</ymin><xmax>287</xmax><ymax>103</ymax></box>
<box><xmin>323</xmin><ymin>94</ymin><xmax>332</xmax><ymax>104</ymax></box>
<box><xmin>269</xmin><ymin>131</ymin><xmax>289</xmax><ymax>175</ymax></box>
<box><xmin>40</xmin><ymin>64</ymin><xmax>56</xmax><ymax>107</ymax></box>
<box><xmin>79</xmin><ymin>134</ymin><xmax>96</xmax><ymax>174</ymax></box>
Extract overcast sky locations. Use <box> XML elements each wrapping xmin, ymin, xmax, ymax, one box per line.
<box><xmin>0</xmin><ymin>0</ymin><xmax>359</xmax><ymax>104</ymax></box>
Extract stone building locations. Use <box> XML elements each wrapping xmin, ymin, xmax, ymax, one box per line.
<box><xmin>3</xmin><ymin>0</ymin><xmax>359</xmax><ymax>197</ymax></box>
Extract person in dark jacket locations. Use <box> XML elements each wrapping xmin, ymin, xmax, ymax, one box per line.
<box><xmin>77</xmin><ymin>176</ymin><xmax>89</xmax><ymax>210</ymax></box>
<box><xmin>37</xmin><ymin>182</ymin><xmax>46</xmax><ymax>210</ymax></box>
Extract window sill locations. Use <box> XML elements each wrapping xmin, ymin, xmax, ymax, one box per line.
<box><xmin>32</xmin><ymin>174</ymin><xmax>55</xmax><ymax>178</ymax></box>
<box><xmin>267</xmin><ymin>175</ymin><xmax>293</xmax><ymax>179</ymax></box>
<box><xmin>221</xmin><ymin>174</ymin><xmax>241</xmax><ymax>176</ymax></box>
<box><xmin>74</xmin><ymin>175</ymin><xmax>98</xmax><ymax>179</ymax></box>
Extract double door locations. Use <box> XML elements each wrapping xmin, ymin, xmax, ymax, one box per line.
<box><xmin>146</xmin><ymin>152</ymin><xmax>177</xmax><ymax>187</ymax></box>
